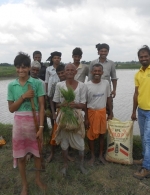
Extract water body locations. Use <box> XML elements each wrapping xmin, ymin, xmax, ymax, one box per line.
<box><xmin>0</xmin><ymin>70</ymin><xmax>140</xmax><ymax>134</ymax></box>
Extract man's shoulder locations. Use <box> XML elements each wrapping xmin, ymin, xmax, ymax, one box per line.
<box><xmin>8</xmin><ymin>79</ymin><xmax>18</xmax><ymax>87</ymax></box>
<box><xmin>90</xmin><ymin>58</ymin><xmax>99</xmax><ymax>65</ymax></box>
<box><xmin>101</xmin><ymin>79</ymin><xmax>109</xmax><ymax>85</ymax></box>
<box><xmin>106</xmin><ymin>59</ymin><xmax>115</xmax><ymax>65</ymax></box>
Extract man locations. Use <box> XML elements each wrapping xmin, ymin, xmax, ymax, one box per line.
<box><xmin>33</xmin><ymin>51</ymin><xmax>46</xmax><ymax>81</ymax></box>
<box><xmin>88</xmin><ymin>43</ymin><xmax>117</xmax><ymax>114</ymax></box>
<box><xmin>85</xmin><ymin>64</ymin><xmax>113</xmax><ymax>166</ymax></box>
<box><xmin>131</xmin><ymin>45</ymin><xmax>150</xmax><ymax>179</ymax></box>
<box><xmin>45</xmin><ymin>51</ymin><xmax>62</xmax><ymax>127</ymax></box>
<box><xmin>72</xmin><ymin>47</ymin><xmax>89</xmax><ymax>82</ymax></box>
<box><xmin>30</xmin><ymin>60</ymin><xmax>46</xmax><ymax>94</ymax></box>
<box><xmin>47</xmin><ymin>65</ymin><xmax>73</xmax><ymax>163</ymax></box>
<box><xmin>53</xmin><ymin>63</ymin><xmax>87</xmax><ymax>175</ymax></box>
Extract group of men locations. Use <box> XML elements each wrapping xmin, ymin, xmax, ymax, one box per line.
<box><xmin>30</xmin><ymin>44</ymin><xmax>117</xmax><ymax>176</ymax></box>
<box><xmin>30</xmin><ymin>43</ymin><xmax>150</xmax><ymax>180</ymax></box>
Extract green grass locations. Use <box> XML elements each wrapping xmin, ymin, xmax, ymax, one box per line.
<box><xmin>0</xmin><ymin>123</ymin><xmax>149</xmax><ymax>195</ymax></box>
<box><xmin>0</xmin><ymin>66</ymin><xmax>16</xmax><ymax>77</ymax></box>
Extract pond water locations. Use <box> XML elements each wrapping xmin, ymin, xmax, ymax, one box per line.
<box><xmin>0</xmin><ymin>70</ymin><xmax>140</xmax><ymax>134</ymax></box>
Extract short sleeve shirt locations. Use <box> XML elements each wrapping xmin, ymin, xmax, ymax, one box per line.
<box><xmin>88</xmin><ymin>58</ymin><xmax>117</xmax><ymax>85</ymax></box>
<box><xmin>86</xmin><ymin>80</ymin><xmax>110</xmax><ymax>110</ymax></box>
<box><xmin>7</xmin><ymin>77</ymin><xmax>45</xmax><ymax>111</ymax></box>
<box><xmin>134</xmin><ymin>65</ymin><xmax>150</xmax><ymax>110</ymax></box>
<box><xmin>53</xmin><ymin>81</ymin><xmax>87</xmax><ymax>104</ymax></box>
<box><xmin>74</xmin><ymin>63</ymin><xmax>89</xmax><ymax>82</ymax></box>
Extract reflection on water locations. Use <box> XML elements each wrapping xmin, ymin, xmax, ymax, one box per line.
<box><xmin>0</xmin><ymin>70</ymin><xmax>140</xmax><ymax>134</ymax></box>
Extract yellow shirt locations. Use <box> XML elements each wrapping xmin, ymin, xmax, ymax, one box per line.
<box><xmin>135</xmin><ymin>65</ymin><xmax>150</xmax><ymax>110</ymax></box>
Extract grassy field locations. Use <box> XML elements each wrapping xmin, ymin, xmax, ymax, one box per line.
<box><xmin>0</xmin><ymin>123</ymin><xmax>150</xmax><ymax>195</ymax></box>
<box><xmin>0</xmin><ymin>66</ymin><xmax>16</xmax><ymax>78</ymax></box>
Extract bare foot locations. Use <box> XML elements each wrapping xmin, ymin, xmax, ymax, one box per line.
<box><xmin>79</xmin><ymin>165</ymin><xmax>88</xmax><ymax>174</ymax></box>
<box><xmin>88</xmin><ymin>157</ymin><xmax>95</xmax><ymax>166</ymax></box>
<box><xmin>35</xmin><ymin>180</ymin><xmax>47</xmax><ymax>190</ymax></box>
<box><xmin>20</xmin><ymin>186</ymin><xmax>28</xmax><ymax>195</ymax></box>
<box><xmin>99</xmin><ymin>156</ymin><xmax>107</xmax><ymax>165</ymax></box>
<box><xmin>67</xmin><ymin>155</ymin><xmax>74</xmax><ymax>162</ymax></box>
<box><xmin>47</xmin><ymin>153</ymin><xmax>54</xmax><ymax>163</ymax></box>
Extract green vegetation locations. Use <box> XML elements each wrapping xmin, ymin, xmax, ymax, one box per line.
<box><xmin>1</xmin><ymin>123</ymin><xmax>150</xmax><ymax>195</ymax></box>
<box><xmin>0</xmin><ymin>66</ymin><xmax>16</xmax><ymax>78</ymax></box>
<box><xmin>116</xmin><ymin>63</ymin><xmax>141</xmax><ymax>69</ymax></box>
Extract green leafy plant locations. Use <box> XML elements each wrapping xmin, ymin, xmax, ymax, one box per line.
<box><xmin>59</xmin><ymin>87</ymin><xmax>79</xmax><ymax>131</ymax></box>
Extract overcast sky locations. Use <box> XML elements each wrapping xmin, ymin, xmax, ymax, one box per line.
<box><xmin>0</xmin><ymin>0</ymin><xmax>150</xmax><ymax>64</ymax></box>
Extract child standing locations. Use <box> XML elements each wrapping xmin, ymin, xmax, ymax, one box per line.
<box><xmin>7</xmin><ymin>52</ymin><xmax>46</xmax><ymax>195</ymax></box>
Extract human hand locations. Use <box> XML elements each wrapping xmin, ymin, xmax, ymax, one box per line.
<box><xmin>111</xmin><ymin>90</ymin><xmax>116</xmax><ymax>98</ymax></box>
<box><xmin>36</xmin><ymin>128</ymin><xmax>43</xmax><ymax>142</ymax></box>
<box><xmin>23</xmin><ymin>89</ymin><xmax>34</xmax><ymax>99</ymax></box>
<box><xmin>131</xmin><ymin>113</ymin><xmax>137</xmax><ymax>121</ymax></box>
<box><xmin>107</xmin><ymin>113</ymin><xmax>113</xmax><ymax>120</ymax></box>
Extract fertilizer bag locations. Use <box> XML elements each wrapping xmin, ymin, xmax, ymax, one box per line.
<box><xmin>105</xmin><ymin>118</ymin><xmax>133</xmax><ymax>165</ymax></box>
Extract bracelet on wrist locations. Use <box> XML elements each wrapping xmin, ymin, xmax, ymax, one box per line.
<box><xmin>39</xmin><ymin>126</ymin><xmax>44</xmax><ymax>128</ymax></box>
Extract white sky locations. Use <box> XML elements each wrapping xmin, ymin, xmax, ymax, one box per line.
<box><xmin>0</xmin><ymin>0</ymin><xmax>150</xmax><ymax>64</ymax></box>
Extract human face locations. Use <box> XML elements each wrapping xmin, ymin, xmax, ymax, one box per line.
<box><xmin>72</xmin><ymin>55</ymin><xmax>82</xmax><ymax>64</ymax></box>
<box><xmin>30</xmin><ymin>67</ymin><xmax>40</xmax><ymax>78</ymax></box>
<box><xmin>33</xmin><ymin>54</ymin><xmax>42</xmax><ymax>62</ymax></box>
<box><xmin>57</xmin><ymin>70</ymin><xmax>66</xmax><ymax>81</ymax></box>
<box><xmin>65</xmin><ymin>64</ymin><xmax>77</xmax><ymax>79</ymax></box>
<box><xmin>16</xmin><ymin>64</ymin><xmax>30</xmax><ymax>79</ymax></box>
<box><xmin>91</xmin><ymin>66</ymin><xmax>103</xmax><ymax>82</ymax></box>
<box><xmin>138</xmin><ymin>50</ymin><xmax>150</xmax><ymax>67</ymax></box>
<box><xmin>98</xmin><ymin>48</ymin><xmax>109</xmax><ymax>59</ymax></box>
<box><xmin>52</xmin><ymin>56</ymin><xmax>61</xmax><ymax>66</ymax></box>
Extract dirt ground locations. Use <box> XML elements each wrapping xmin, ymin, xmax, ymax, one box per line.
<box><xmin>0</xmin><ymin>124</ymin><xmax>150</xmax><ymax>195</ymax></box>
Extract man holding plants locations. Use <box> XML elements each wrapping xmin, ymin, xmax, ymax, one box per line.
<box><xmin>131</xmin><ymin>45</ymin><xmax>150</xmax><ymax>179</ymax></box>
<box><xmin>53</xmin><ymin>63</ymin><xmax>87</xmax><ymax>175</ymax></box>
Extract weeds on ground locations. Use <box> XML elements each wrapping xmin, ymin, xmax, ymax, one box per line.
<box><xmin>0</xmin><ymin>123</ymin><xmax>149</xmax><ymax>195</ymax></box>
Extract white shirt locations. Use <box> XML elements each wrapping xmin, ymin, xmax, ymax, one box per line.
<box><xmin>86</xmin><ymin>80</ymin><xmax>110</xmax><ymax>109</ymax></box>
<box><xmin>45</xmin><ymin>66</ymin><xmax>60</xmax><ymax>97</ymax></box>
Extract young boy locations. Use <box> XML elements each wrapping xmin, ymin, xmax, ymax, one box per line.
<box><xmin>45</xmin><ymin>51</ymin><xmax>61</xmax><ymax>127</ymax></box>
<box><xmin>7</xmin><ymin>52</ymin><xmax>46</xmax><ymax>195</ymax></box>
<box><xmin>85</xmin><ymin>64</ymin><xmax>113</xmax><ymax>166</ymax></box>
<box><xmin>72</xmin><ymin>47</ymin><xmax>89</xmax><ymax>82</ymax></box>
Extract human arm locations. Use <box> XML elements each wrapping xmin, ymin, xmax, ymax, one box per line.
<box><xmin>107</xmin><ymin>96</ymin><xmax>113</xmax><ymax>120</ymax></box>
<box><xmin>45</xmin><ymin>67</ymin><xmax>49</xmax><ymax>95</ymax></box>
<box><xmin>50</xmin><ymin>97</ymin><xmax>57</xmax><ymax>120</ymax></box>
<box><xmin>111</xmin><ymin>79</ymin><xmax>117</xmax><ymax>98</ymax></box>
<box><xmin>8</xmin><ymin>89</ymin><xmax>34</xmax><ymax>113</ymax></box>
<box><xmin>36</xmin><ymin>96</ymin><xmax>45</xmax><ymax>141</ymax></box>
<box><xmin>131</xmin><ymin>86</ymin><xmax>138</xmax><ymax>121</ymax></box>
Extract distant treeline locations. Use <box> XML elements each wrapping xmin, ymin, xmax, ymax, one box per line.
<box><xmin>0</xmin><ymin>61</ymin><xmax>141</xmax><ymax>78</ymax></box>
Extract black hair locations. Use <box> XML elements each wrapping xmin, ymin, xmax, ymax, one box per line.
<box><xmin>72</xmin><ymin>47</ymin><xmax>83</xmax><ymax>56</ymax></box>
<box><xmin>56</xmin><ymin>65</ymin><xmax>65</xmax><ymax>72</ymax></box>
<box><xmin>92</xmin><ymin>64</ymin><xmax>103</xmax><ymax>70</ymax></box>
<box><xmin>33</xmin><ymin>50</ymin><xmax>42</xmax><ymax>58</ymax></box>
<box><xmin>137</xmin><ymin>45</ymin><xmax>150</xmax><ymax>57</ymax></box>
<box><xmin>14</xmin><ymin>52</ymin><xmax>31</xmax><ymax>67</ymax></box>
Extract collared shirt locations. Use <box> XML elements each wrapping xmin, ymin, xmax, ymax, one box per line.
<box><xmin>7</xmin><ymin>77</ymin><xmax>45</xmax><ymax>111</ymax></box>
<box><xmin>74</xmin><ymin>63</ymin><xmax>89</xmax><ymax>82</ymax></box>
<box><xmin>135</xmin><ymin>65</ymin><xmax>150</xmax><ymax>110</ymax></box>
<box><xmin>88</xmin><ymin>58</ymin><xmax>117</xmax><ymax>85</ymax></box>
<box><xmin>45</xmin><ymin>65</ymin><xmax>60</xmax><ymax>97</ymax></box>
